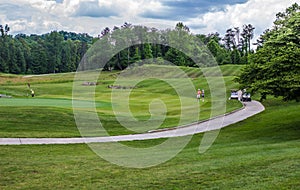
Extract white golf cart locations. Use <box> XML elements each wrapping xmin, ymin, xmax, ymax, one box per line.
<box><xmin>229</xmin><ymin>89</ymin><xmax>239</xmax><ymax>100</ymax></box>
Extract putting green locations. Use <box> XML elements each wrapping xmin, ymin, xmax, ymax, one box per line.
<box><xmin>0</xmin><ymin>98</ymin><xmax>111</xmax><ymax>109</ymax></box>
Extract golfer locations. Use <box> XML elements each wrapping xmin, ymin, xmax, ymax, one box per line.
<box><xmin>197</xmin><ymin>89</ymin><xmax>201</xmax><ymax>100</ymax></box>
<box><xmin>31</xmin><ymin>89</ymin><xmax>35</xmax><ymax>97</ymax></box>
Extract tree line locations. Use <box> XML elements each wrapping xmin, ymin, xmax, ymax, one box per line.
<box><xmin>0</xmin><ymin>29</ymin><xmax>93</xmax><ymax>74</ymax></box>
<box><xmin>0</xmin><ymin>22</ymin><xmax>255</xmax><ymax>74</ymax></box>
<box><xmin>79</xmin><ymin>22</ymin><xmax>256</xmax><ymax>71</ymax></box>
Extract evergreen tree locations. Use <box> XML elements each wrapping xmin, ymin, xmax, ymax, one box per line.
<box><xmin>144</xmin><ymin>43</ymin><xmax>153</xmax><ymax>60</ymax></box>
<box><xmin>45</xmin><ymin>31</ymin><xmax>63</xmax><ymax>73</ymax></box>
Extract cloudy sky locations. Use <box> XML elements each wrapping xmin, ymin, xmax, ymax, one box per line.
<box><xmin>0</xmin><ymin>0</ymin><xmax>298</xmax><ymax>40</ymax></box>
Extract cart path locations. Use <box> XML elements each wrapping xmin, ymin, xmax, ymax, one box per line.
<box><xmin>0</xmin><ymin>101</ymin><xmax>265</xmax><ymax>145</ymax></box>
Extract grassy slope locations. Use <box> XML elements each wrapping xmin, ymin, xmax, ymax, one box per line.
<box><xmin>0</xmin><ymin>100</ymin><xmax>299</xmax><ymax>189</ymax></box>
<box><xmin>0</xmin><ymin>65</ymin><xmax>299</xmax><ymax>189</ymax></box>
<box><xmin>0</xmin><ymin>65</ymin><xmax>242</xmax><ymax>137</ymax></box>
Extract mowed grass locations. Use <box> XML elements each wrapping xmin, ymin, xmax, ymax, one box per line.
<box><xmin>0</xmin><ymin>65</ymin><xmax>242</xmax><ymax>137</ymax></box>
<box><xmin>0</xmin><ymin>107</ymin><xmax>79</xmax><ymax>137</ymax></box>
<box><xmin>0</xmin><ymin>100</ymin><xmax>299</xmax><ymax>189</ymax></box>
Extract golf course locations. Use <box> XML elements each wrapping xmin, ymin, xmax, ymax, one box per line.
<box><xmin>1</xmin><ymin>1</ymin><xmax>300</xmax><ymax>189</ymax></box>
<box><xmin>0</xmin><ymin>64</ymin><xmax>299</xmax><ymax>189</ymax></box>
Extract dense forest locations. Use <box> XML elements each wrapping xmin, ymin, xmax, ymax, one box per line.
<box><xmin>0</xmin><ymin>22</ymin><xmax>255</xmax><ymax>74</ymax></box>
<box><xmin>0</xmin><ymin>28</ymin><xmax>93</xmax><ymax>74</ymax></box>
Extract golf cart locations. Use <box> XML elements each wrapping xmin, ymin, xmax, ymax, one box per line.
<box><xmin>241</xmin><ymin>92</ymin><xmax>251</xmax><ymax>102</ymax></box>
<box><xmin>229</xmin><ymin>89</ymin><xmax>239</xmax><ymax>100</ymax></box>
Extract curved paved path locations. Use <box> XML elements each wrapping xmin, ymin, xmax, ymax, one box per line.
<box><xmin>0</xmin><ymin>101</ymin><xmax>264</xmax><ymax>145</ymax></box>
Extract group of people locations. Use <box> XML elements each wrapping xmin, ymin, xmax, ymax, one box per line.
<box><xmin>197</xmin><ymin>89</ymin><xmax>205</xmax><ymax>102</ymax></box>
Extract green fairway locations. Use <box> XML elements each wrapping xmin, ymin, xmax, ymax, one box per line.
<box><xmin>0</xmin><ymin>100</ymin><xmax>299</xmax><ymax>189</ymax></box>
<box><xmin>0</xmin><ymin>98</ymin><xmax>112</xmax><ymax>137</ymax></box>
<box><xmin>0</xmin><ymin>98</ymin><xmax>111</xmax><ymax>108</ymax></box>
<box><xmin>0</xmin><ymin>65</ymin><xmax>243</xmax><ymax>137</ymax></box>
<box><xmin>0</xmin><ymin>65</ymin><xmax>299</xmax><ymax>189</ymax></box>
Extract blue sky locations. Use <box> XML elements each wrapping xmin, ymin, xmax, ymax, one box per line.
<box><xmin>0</xmin><ymin>0</ymin><xmax>297</xmax><ymax>42</ymax></box>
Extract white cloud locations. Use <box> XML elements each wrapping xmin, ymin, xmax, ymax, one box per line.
<box><xmin>0</xmin><ymin>0</ymin><xmax>298</xmax><ymax>38</ymax></box>
<box><xmin>0</xmin><ymin>0</ymin><xmax>173</xmax><ymax>35</ymax></box>
<box><xmin>186</xmin><ymin>0</ymin><xmax>298</xmax><ymax>41</ymax></box>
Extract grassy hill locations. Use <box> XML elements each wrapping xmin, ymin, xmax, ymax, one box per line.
<box><xmin>0</xmin><ymin>64</ymin><xmax>299</xmax><ymax>189</ymax></box>
<box><xmin>0</xmin><ymin>64</ymin><xmax>242</xmax><ymax>137</ymax></box>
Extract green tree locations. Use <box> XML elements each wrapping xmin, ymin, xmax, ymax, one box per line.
<box><xmin>237</xmin><ymin>3</ymin><xmax>300</xmax><ymax>101</ymax></box>
<box><xmin>131</xmin><ymin>47</ymin><xmax>141</xmax><ymax>64</ymax></box>
<box><xmin>60</xmin><ymin>40</ymin><xmax>73</xmax><ymax>72</ymax></box>
<box><xmin>207</xmin><ymin>39</ymin><xmax>230</xmax><ymax>64</ymax></box>
<box><xmin>14</xmin><ymin>40</ymin><xmax>26</xmax><ymax>74</ymax></box>
<box><xmin>30</xmin><ymin>41</ymin><xmax>48</xmax><ymax>74</ymax></box>
<box><xmin>7</xmin><ymin>39</ymin><xmax>19</xmax><ymax>74</ymax></box>
<box><xmin>164</xmin><ymin>22</ymin><xmax>195</xmax><ymax>66</ymax></box>
<box><xmin>0</xmin><ymin>36</ymin><xmax>9</xmax><ymax>72</ymax></box>
<box><xmin>45</xmin><ymin>31</ymin><xmax>63</xmax><ymax>73</ymax></box>
<box><xmin>0</xmin><ymin>24</ymin><xmax>10</xmax><ymax>72</ymax></box>
<box><xmin>144</xmin><ymin>43</ymin><xmax>153</xmax><ymax>60</ymax></box>
<box><xmin>241</xmin><ymin>24</ymin><xmax>255</xmax><ymax>57</ymax></box>
<box><xmin>230</xmin><ymin>48</ymin><xmax>241</xmax><ymax>64</ymax></box>
<box><xmin>223</xmin><ymin>28</ymin><xmax>239</xmax><ymax>50</ymax></box>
